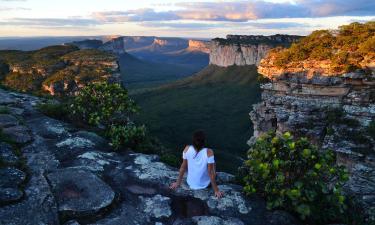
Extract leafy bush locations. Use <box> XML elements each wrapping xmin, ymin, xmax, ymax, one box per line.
<box><xmin>106</xmin><ymin>124</ymin><xmax>147</xmax><ymax>150</ymax></box>
<box><xmin>71</xmin><ymin>82</ymin><xmax>138</xmax><ymax>128</ymax></box>
<box><xmin>243</xmin><ymin>131</ymin><xmax>349</xmax><ymax>223</ymax></box>
<box><xmin>37</xmin><ymin>101</ymin><xmax>70</xmax><ymax>121</ymax></box>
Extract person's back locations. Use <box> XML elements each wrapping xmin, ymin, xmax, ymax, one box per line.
<box><xmin>184</xmin><ymin>146</ymin><xmax>213</xmax><ymax>189</ymax></box>
<box><xmin>170</xmin><ymin>130</ymin><xmax>223</xmax><ymax>198</ymax></box>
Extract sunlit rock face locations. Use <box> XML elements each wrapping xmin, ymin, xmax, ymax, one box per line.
<box><xmin>99</xmin><ymin>37</ymin><xmax>126</xmax><ymax>55</ymax></box>
<box><xmin>188</xmin><ymin>40</ymin><xmax>210</xmax><ymax>53</ymax></box>
<box><xmin>251</xmin><ymin>61</ymin><xmax>375</xmax><ymax>214</ymax></box>
<box><xmin>209</xmin><ymin>35</ymin><xmax>301</xmax><ymax>67</ymax></box>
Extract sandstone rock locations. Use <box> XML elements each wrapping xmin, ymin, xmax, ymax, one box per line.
<box><xmin>64</xmin><ymin>220</ymin><xmax>81</xmax><ymax>225</ymax></box>
<box><xmin>139</xmin><ymin>194</ymin><xmax>172</xmax><ymax>219</ymax></box>
<box><xmin>0</xmin><ymin>142</ymin><xmax>18</xmax><ymax>164</ymax></box>
<box><xmin>22</xmin><ymin>136</ymin><xmax>60</xmax><ymax>173</ymax></box>
<box><xmin>72</xmin><ymin>151</ymin><xmax>120</xmax><ymax>173</ymax></box>
<box><xmin>0</xmin><ymin>167</ymin><xmax>26</xmax><ymax>188</ymax></box>
<box><xmin>192</xmin><ymin>216</ymin><xmax>244</xmax><ymax>225</ymax></box>
<box><xmin>216</xmin><ymin>172</ymin><xmax>236</xmax><ymax>184</ymax></box>
<box><xmin>0</xmin><ymin>187</ymin><xmax>23</xmax><ymax>203</ymax></box>
<box><xmin>0</xmin><ymin>114</ymin><xmax>19</xmax><ymax>128</ymax></box>
<box><xmin>27</xmin><ymin>116</ymin><xmax>69</xmax><ymax>139</ymax></box>
<box><xmin>253</xmin><ymin>63</ymin><xmax>375</xmax><ymax>215</ymax></box>
<box><xmin>47</xmin><ymin>168</ymin><xmax>115</xmax><ymax>218</ymax></box>
<box><xmin>209</xmin><ymin>35</ymin><xmax>300</xmax><ymax>67</ymax></box>
<box><xmin>2</xmin><ymin>125</ymin><xmax>32</xmax><ymax>144</ymax></box>
<box><xmin>266</xmin><ymin>210</ymin><xmax>300</xmax><ymax>225</ymax></box>
<box><xmin>0</xmin><ymin>174</ymin><xmax>59</xmax><ymax>225</ymax></box>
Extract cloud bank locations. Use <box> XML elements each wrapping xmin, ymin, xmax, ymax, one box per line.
<box><xmin>92</xmin><ymin>0</ymin><xmax>375</xmax><ymax>23</ymax></box>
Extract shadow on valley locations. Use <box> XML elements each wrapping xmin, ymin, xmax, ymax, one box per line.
<box><xmin>132</xmin><ymin>65</ymin><xmax>262</xmax><ymax>173</ymax></box>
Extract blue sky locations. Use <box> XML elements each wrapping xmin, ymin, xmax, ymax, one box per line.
<box><xmin>0</xmin><ymin>0</ymin><xmax>374</xmax><ymax>37</ymax></box>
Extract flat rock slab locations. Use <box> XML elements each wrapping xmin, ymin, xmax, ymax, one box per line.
<box><xmin>27</xmin><ymin>117</ymin><xmax>69</xmax><ymax>139</ymax></box>
<box><xmin>0</xmin><ymin>142</ymin><xmax>18</xmax><ymax>164</ymax></box>
<box><xmin>0</xmin><ymin>114</ymin><xmax>19</xmax><ymax>128</ymax></box>
<box><xmin>47</xmin><ymin>168</ymin><xmax>115</xmax><ymax>218</ymax></box>
<box><xmin>192</xmin><ymin>216</ymin><xmax>245</xmax><ymax>225</ymax></box>
<box><xmin>0</xmin><ymin>174</ymin><xmax>59</xmax><ymax>225</ymax></box>
<box><xmin>2</xmin><ymin>125</ymin><xmax>32</xmax><ymax>144</ymax></box>
<box><xmin>139</xmin><ymin>194</ymin><xmax>172</xmax><ymax>219</ymax></box>
<box><xmin>0</xmin><ymin>167</ymin><xmax>26</xmax><ymax>188</ymax></box>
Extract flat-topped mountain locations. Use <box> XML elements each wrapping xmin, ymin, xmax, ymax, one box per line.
<box><xmin>0</xmin><ymin>45</ymin><xmax>120</xmax><ymax>96</ymax></box>
<box><xmin>210</xmin><ymin>34</ymin><xmax>302</xmax><ymax>67</ymax></box>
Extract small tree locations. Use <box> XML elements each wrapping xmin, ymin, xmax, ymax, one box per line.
<box><xmin>243</xmin><ymin>131</ymin><xmax>349</xmax><ymax>223</ymax></box>
<box><xmin>71</xmin><ymin>82</ymin><xmax>138</xmax><ymax>128</ymax></box>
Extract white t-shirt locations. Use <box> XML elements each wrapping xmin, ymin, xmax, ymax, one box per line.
<box><xmin>183</xmin><ymin>145</ymin><xmax>215</xmax><ymax>190</ymax></box>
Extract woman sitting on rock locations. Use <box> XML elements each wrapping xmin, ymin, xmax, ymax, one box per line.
<box><xmin>170</xmin><ymin>130</ymin><xmax>224</xmax><ymax>198</ymax></box>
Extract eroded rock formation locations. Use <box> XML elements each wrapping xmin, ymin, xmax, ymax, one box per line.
<box><xmin>0</xmin><ymin>89</ymin><xmax>298</xmax><ymax>225</ymax></box>
<box><xmin>251</xmin><ymin>57</ymin><xmax>375</xmax><ymax>215</ymax></box>
<box><xmin>209</xmin><ymin>35</ymin><xmax>302</xmax><ymax>67</ymax></box>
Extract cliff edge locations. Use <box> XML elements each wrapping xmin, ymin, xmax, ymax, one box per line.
<box><xmin>251</xmin><ymin>22</ymin><xmax>375</xmax><ymax>215</ymax></box>
<box><xmin>209</xmin><ymin>34</ymin><xmax>302</xmax><ymax>67</ymax></box>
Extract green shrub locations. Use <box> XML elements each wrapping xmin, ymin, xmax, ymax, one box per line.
<box><xmin>71</xmin><ymin>82</ymin><xmax>138</xmax><ymax>128</ymax></box>
<box><xmin>37</xmin><ymin>101</ymin><xmax>70</xmax><ymax>121</ymax></box>
<box><xmin>106</xmin><ymin>124</ymin><xmax>146</xmax><ymax>150</ymax></box>
<box><xmin>243</xmin><ymin>131</ymin><xmax>349</xmax><ymax>223</ymax></box>
<box><xmin>160</xmin><ymin>153</ymin><xmax>180</xmax><ymax>167</ymax></box>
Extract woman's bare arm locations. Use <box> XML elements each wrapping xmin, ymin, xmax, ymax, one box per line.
<box><xmin>207</xmin><ymin>149</ymin><xmax>224</xmax><ymax>198</ymax></box>
<box><xmin>170</xmin><ymin>146</ymin><xmax>189</xmax><ymax>189</ymax></box>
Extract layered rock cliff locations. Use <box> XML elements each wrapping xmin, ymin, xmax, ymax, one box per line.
<box><xmin>0</xmin><ymin>88</ymin><xmax>299</xmax><ymax>225</ymax></box>
<box><xmin>209</xmin><ymin>35</ymin><xmax>302</xmax><ymax>67</ymax></box>
<box><xmin>250</xmin><ymin>22</ymin><xmax>375</xmax><ymax>216</ymax></box>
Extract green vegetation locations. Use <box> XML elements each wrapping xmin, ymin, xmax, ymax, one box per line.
<box><xmin>272</xmin><ymin>21</ymin><xmax>375</xmax><ymax>73</ymax></box>
<box><xmin>133</xmin><ymin>65</ymin><xmax>261</xmax><ymax>172</ymax></box>
<box><xmin>119</xmin><ymin>53</ymin><xmax>201</xmax><ymax>91</ymax></box>
<box><xmin>0</xmin><ymin>46</ymin><xmax>116</xmax><ymax>95</ymax></box>
<box><xmin>243</xmin><ymin>131</ymin><xmax>349</xmax><ymax>223</ymax></box>
<box><xmin>37</xmin><ymin>82</ymin><xmax>180</xmax><ymax>166</ymax></box>
<box><xmin>106</xmin><ymin>124</ymin><xmax>147</xmax><ymax>150</ymax></box>
<box><xmin>3</xmin><ymin>72</ymin><xmax>44</xmax><ymax>92</ymax></box>
<box><xmin>0</xmin><ymin>60</ymin><xmax>9</xmax><ymax>79</ymax></box>
<box><xmin>71</xmin><ymin>82</ymin><xmax>138</xmax><ymax>128</ymax></box>
<box><xmin>36</xmin><ymin>101</ymin><xmax>70</xmax><ymax>121</ymax></box>
<box><xmin>62</xmin><ymin>49</ymin><xmax>116</xmax><ymax>62</ymax></box>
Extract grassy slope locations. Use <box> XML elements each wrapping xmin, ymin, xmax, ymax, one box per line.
<box><xmin>132</xmin><ymin>65</ymin><xmax>261</xmax><ymax>172</ymax></box>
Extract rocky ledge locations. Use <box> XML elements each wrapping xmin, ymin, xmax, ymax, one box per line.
<box><xmin>0</xmin><ymin>88</ymin><xmax>298</xmax><ymax>225</ymax></box>
<box><xmin>251</xmin><ymin>67</ymin><xmax>375</xmax><ymax>216</ymax></box>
